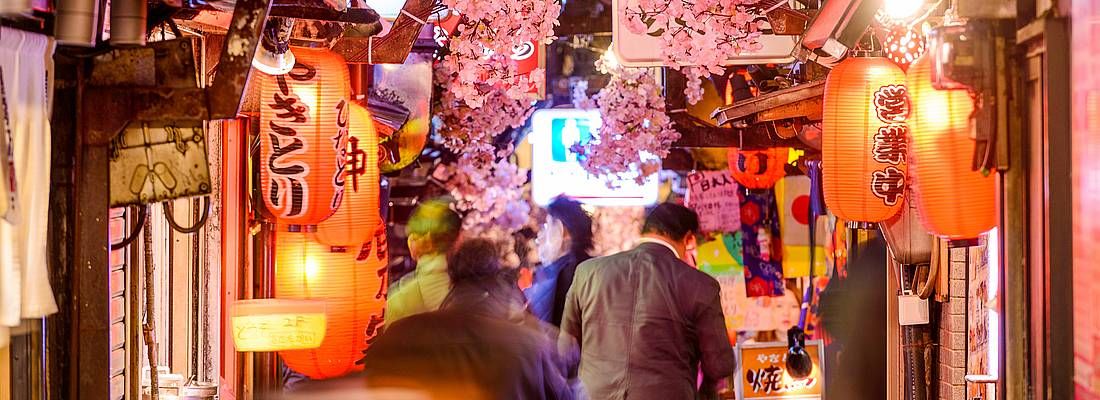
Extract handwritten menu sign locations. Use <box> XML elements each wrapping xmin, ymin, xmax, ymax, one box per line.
<box><xmin>686</xmin><ymin>170</ymin><xmax>742</xmax><ymax>233</ymax></box>
<box><xmin>231</xmin><ymin>299</ymin><xmax>327</xmax><ymax>352</ymax></box>
<box><xmin>737</xmin><ymin>341</ymin><xmax>824</xmax><ymax>399</ymax></box>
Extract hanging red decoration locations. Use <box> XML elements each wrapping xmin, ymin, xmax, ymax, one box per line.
<box><xmin>907</xmin><ymin>54</ymin><xmax>995</xmax><ymax>239</ymax></box>
<box><xmin>727</xmin><ymin>147</ymin><xmax>788</xmax><ymax>190</ymax></box>
<box><xmin>276</xmin><ymin>230</ymin><xmax>388</xmax><ymax>379</ymax></box>
<box><xmin>822</xmin><ymin>56</ymin><xmax>909</xmax><ymax>224</ymax></box>
<box><xmin>884</xmin><ymin>27</ymin><xmax>926</xmax><ymax>68</ymax></box>
<box><xmin>313</xmin><ymin>102</ymin><xmax>382</xmax><ymax>247</ymax></box>
<box><xmin>260</xmin><ymin>47</ymin><xmax>350</xmax><ymax>225</ymax></box>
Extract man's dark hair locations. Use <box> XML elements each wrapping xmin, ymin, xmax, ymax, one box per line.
<box><xmin>546</xmin><ymin>196</ymin><xmax>594</xmax><ymax>257</ymax></box>
<box><xmin>641</xmin><ymin>203</ymin><xmax>700</xmax><ymax>241</ymax></box>
<box><xmin>446</xmin><ymin>238</ymin><xmax>503</xmax><ymax>284</ymax></box>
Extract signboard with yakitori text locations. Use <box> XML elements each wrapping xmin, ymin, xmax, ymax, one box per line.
<box><xmin>610</xmin><ymin>0</ymin><xmax>799</xmax><ymax>67</ymax></box>
<box><xmin>736</xmin><ymin>341</ymin><xmax>825</xmax><ymax>399</ymax></box>
<box><xmin>530</xmin><ymin>109</ymin><xmax>659</xmax><ymax>207</ymax></box>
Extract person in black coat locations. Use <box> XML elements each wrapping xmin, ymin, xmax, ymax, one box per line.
<box><xmin>360</xmin><ymin>238</ymin><xmax>574</xmax><ymax>400</ymax></box>
<box><xmin>526</xmin><ymin>196</ymin><xmax>594</xmax><ymax>327</ymax></box>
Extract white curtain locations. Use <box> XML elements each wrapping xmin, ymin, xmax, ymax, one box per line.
<box><xmin>0</xmin><ymin>26</ymin><xmax>58</xmax><ymax>348</ymax></box>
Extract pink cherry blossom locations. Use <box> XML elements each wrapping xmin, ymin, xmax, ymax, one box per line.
<box><xmin>572</xmin><ymin>58</ymin><xmax>680</xmax><ymax>186</ymax></box>
<box><xmin>622</xmin><ymin>0</ymin><xmax>764</xmax><ymax>104</ymax></box>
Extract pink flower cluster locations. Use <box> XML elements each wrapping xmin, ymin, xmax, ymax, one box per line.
<box><xmin>438</xmin><ymin>0</ymin><xmax>560</xmax><ymax>108</ymax></box>
<box><xmin>623</xmin><ymin>0</ymin><xmax>765</xmax><ymax>104</ymax></box>
<box><xmin>572</xmin><ymin>58</ymin><xmax>680</xmax><ymax>185</ymax></box>
<box><xmin>434</xmin><ymin>65</ymin><xmax>533</xmax><ymax>158</ymax></box>
<box><xmin>432</xmin><ymin>153</ymin><xmax>531</xmax><ymax>234</ymax></box>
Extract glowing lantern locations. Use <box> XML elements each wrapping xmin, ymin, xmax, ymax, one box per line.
<box><xmin>727</xmin><ymin>147</ymin><xmax>788</xmax><ymax>189</ymax></box>
<box><xmin>260</xmin><ymin>47</ymin><xmax>351</xmax><ymax>225</ymax></box>
<box><xmin>275</xmin><ymin>231</ymin><xmax>388</xmax><ymax>379</ymax></box>
<box><xmin>313</xmin><ymin>103</ymin><xmax>382</xmax><ymax>247</ymax></box>
<box><xmin>907</xmin><ymin>55</ymin><xmax>995</xmax><ymax>239</ymax></box>
<box><xmin>822</xmin><ymin>57</ymin><xmax>909</xmax><ymax>224</ymax></box>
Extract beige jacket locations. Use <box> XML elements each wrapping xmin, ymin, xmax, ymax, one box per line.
<box><xmin>561</xmin><ymin>242</ymin><xmax>735</xmax><ymax>400</ymax></box>
<box><xmin>385</xmin><ymin>254</ymin><xmax>451</xmax><ymax>325</ymax></box>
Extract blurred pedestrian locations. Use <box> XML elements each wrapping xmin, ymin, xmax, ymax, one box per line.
<box><xmin>361</xmin><ymin>238</ymin><xmax>575</xmax><ymax>400</ymax></box>
<box><xmin>526</xmin><ymin>196</ymin><xmax>594</xmax><ymax>327</ymax></box>
<box><xmin>561</xmin><ymin>203</ymin><xmax>735</xmax><ymax>400</ymax></box>
<box><xmin>385</xmin><ymin>198</ymin><xmax>462</xmax><ymax>324</ymax></box>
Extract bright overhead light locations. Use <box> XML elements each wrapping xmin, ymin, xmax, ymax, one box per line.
<box><xmin>883</xmin><ymin>0</ymin><xmax>924</xmax><ymax>20</ymax></box>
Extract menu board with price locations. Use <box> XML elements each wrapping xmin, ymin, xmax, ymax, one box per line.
<box><xmin>736</xmin><ymin>341</ymin><xmax>824</xmax><ymax>399</ymax></box>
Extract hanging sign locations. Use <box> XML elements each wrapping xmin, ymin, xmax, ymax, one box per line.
<box><xmin>686</xmin><ymin>170</ymin><xmax>742</xmax><ymax>233</ymax></box>
<box><xmin>611</xmin><ymin>0</ymin><xmax>798</xmax><ymax>67</ymax></box>
<box><xmin>737</xmin><ymin>341</ymin><xmax>825</xmax><ymax>399</ymax></box>
<box><xmin>231</xmin><ymin>299</ymin><xmax>327</xmax><ymax>352</ymax></box>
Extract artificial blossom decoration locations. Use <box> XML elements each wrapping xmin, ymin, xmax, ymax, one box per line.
<box><xmin>438</xmin><ymin>0</ymin><xmax>561</xmax><ymax>108</ymax></box>
<box><xmin>622</xmin><ymin>0</ymin><xmax>765</xmax><ymax>104</ymax></box>
<box><xmin>572</xmin><ymin>57</ymin><xmax>680</xmax><ymax>184</ymax></box>
<box><xmin>434</xmin><ymin>64</ymin><xmax>534</xmax><ymax>158</ymax></box>
<box><xmin>432</xmin><ymin>154</ymin><xmax>531</xmax><ymax>233</ymax></box>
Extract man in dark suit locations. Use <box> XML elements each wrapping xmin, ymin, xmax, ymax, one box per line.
<box><xmin>561</xmin><ymin>203</ymin><xmax>735</xmax><ymax>400</ymax></box>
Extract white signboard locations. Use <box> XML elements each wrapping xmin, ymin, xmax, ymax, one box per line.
<box><xmin>611</xmin><ymin>0</ymin><xmax>799</xmax><ymax>67</ymax></box>
<box><xmin>530</xmin><ymin>109</ymin><xmax>659</xmax><ymax>207</ymax></box>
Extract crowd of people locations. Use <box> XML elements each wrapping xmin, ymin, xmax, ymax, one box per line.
<box><xmin>286</xmin><ymin>196</ymin><xmax>736</xmax><ymax>400</ymax></box>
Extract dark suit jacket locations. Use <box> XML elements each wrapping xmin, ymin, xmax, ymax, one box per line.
<box><xmin>561</xmin><ymin>242</ymin><xmax>735</xmax><ymax>400</ymax></box>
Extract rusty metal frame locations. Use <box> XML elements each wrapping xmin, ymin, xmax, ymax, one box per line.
<box><xmin>331</xmin><ymin>0</ymin><xmax>434</xmax><ymax>64</ymax></box>
<box><xmin>710</xmin><ymin>80</ymin><xmax>825</xmax><ymax>126</ymax></box>
<box><xmin>82</xmin><ymin>0</ymin><xmax>271</xmax><ymax>146</ymax></box>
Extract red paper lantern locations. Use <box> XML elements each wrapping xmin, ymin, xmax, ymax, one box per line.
<box><xmin>907</xmin><ymin>55</ymin><xmax>995</xmax><ymax>239</ymax></box>
<box><xmin>276</xmin><ymin>230</ymin><xmax>388</xmax><ymax>379</ymax></box>
<box><xmin>313</xmin><ymin>103</ymin><xmax>382</xmax><ymax>246</ymax></box>
<box><xmin>260</xmin><ymin>47</ymin><xmax>350</xmax><ymax>225</ymax></box>
<box><xmin>822</xmin><ymin>57</ymin><xmax>909</xmax><ymax>224</ymax></box>
<box><xmin>727</xmin><ymin>147</ymin><xmax>788</xmax><ymax>189</ymax></box>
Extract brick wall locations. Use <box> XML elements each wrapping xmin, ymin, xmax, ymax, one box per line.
<box><xmin>939</xmin><ymin>246</ymin><xmax>968</xmax><ymax>400</ymax></box>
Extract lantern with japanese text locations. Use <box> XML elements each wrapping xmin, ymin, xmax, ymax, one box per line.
<box><xmin>260</xmin><ymin>47</ymin><xmax>350</xmax><ymax>225</ymax></box>
<box><xmin>822</xmin><ymin>57</ymin><xmax>909</xmax><ymax>224</ymax></box>
<box><xmin>313</xmin><ymin>103</ymin><xmax>382</xmax><ymax>247</ymax></box>
<box><xmin>275</xmin><ymin>230</ymin><xmax>388</xmax><ymax>379</ymax></box>
<box><xmin>727</xmin><ymin>147</ymin><xmax>788</xmax><ymax>190</ymax></box>
<box><xmin>907</xmin><ymin>55</ymin><xmax>995</xmax><ymax>239</ymax></box>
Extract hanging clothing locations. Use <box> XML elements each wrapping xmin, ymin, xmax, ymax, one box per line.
<box><xmin>0</xmin><ymin>26</ymin><xmax>59</xmax><ymax>348</ymax></box>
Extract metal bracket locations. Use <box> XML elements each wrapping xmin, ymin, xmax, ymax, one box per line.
<box><xmin>82</xmin><ymin>0</ymin><xmax>272</xmax><ymax>145</ymax></box>
<box><xmin>331</xmin><ymin>0</ymin><xmax>435</xmax><ymax>64</ymax></box>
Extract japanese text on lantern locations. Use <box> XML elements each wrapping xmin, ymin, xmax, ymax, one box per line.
<box><xmin>870</xmin><ymin>85</ymin><xmax>909</xmax><ymax>207</ymax></box>
<box><xmin>739</xmin><ymin>342</ymin><xmax>823</xmax><ymax>399</ymax></box>
<box><xmin>267</xmin><ymin>64</ymin><xmax>315</xmax><ymax>218</ymax></box>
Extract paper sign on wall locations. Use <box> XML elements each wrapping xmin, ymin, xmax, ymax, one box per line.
<box><xmin>687</xmin><ymin>170</ymin><xmax>742</xmax><ymax>233</ymax></box>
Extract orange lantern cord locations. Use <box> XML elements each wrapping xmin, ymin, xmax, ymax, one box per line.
<box><xmin>259</xmin><ymin>47</ymin><xmax>351</xmax><ymax>225</ymax></box>
<box><xmin>906</xmin><ymin>54</ymin><xmax>996</xmax><ymax>239</ymax></box>
<box><xmin>727</xmin><ymin>147</ymin><xmax>788</xmax><ymax>190</ymax></box>
<box><xmin>313</xmin><ymin>102</ymin><xmax>383</xmax><ymax>247</ymax></box>
<box><xmin>822</xmin><ymin>56</ymin><xmax>909</xmax><ymax>224</ymax></box>
<box><xmin>275</xmin><ymin>231</ymin><xmax>388</xmax><ymax>380</ymax></box>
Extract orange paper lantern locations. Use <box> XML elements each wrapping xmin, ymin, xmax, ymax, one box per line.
<box><xmin>313</xmin><ymin>103</ymin><xmax>382</xmax><ymax>246</ymax></box>
<box><xmin>276</xmin><ymin>230</ymin><xmax>388</xmax><ymax>379</ymax></box>
<box><xmin>260</xmin><ymin>47</ymin><xmax>350</xmax><ymax>225</ymax></box>
<box><xmin>822</xmin><ymin>57</ymin><xmax>909</xmax><ymax>223</ymax></box>
<box><xmin>907</xmin><ymin>55</ymin><xmax>995</xmax><ymax>239</ymax></box>
<box><xmin>728</xmin><ymin>147</ymin><xmax>788</xmax><ymax>189</ymax></box>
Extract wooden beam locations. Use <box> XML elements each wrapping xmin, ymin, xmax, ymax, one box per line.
<box><xmin>711</xmin><ymin>80</ymin><xmax>825</xmax><ymax>126</ymax></box>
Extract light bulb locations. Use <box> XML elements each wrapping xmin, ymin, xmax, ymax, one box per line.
<box><xmin>883</xmin><ymin>0</ymin><xmax>924</xmax><ymax>20</ymax></box>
